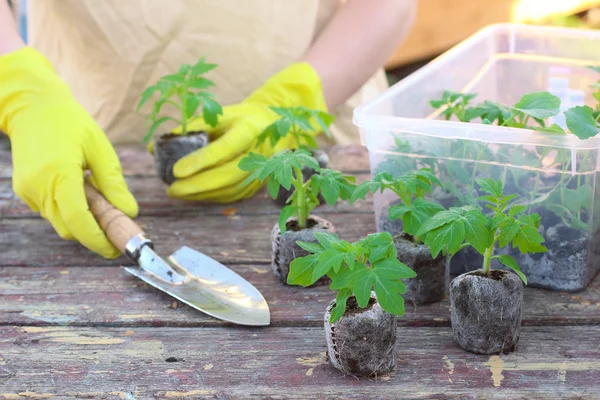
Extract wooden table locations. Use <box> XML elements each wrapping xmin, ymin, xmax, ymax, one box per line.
<box><xmin>1</xmin><ymin>145</ymin><xmax>600</xmax><ymax>399</ymax></box>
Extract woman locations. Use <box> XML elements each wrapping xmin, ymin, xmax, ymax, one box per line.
<box><xmin>0</xmin><ymin>0</ymin><xmax>416</xmax><ymax>258</ymax></box>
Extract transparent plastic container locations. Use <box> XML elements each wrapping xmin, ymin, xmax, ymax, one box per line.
<box><xmin>353</xmin><ymin>24</ymin><xmax>600</xmax><ymax>292</ymax></box>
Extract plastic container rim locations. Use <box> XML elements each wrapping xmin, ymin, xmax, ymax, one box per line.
<box><xmin>354</xmin><ymin>23</ymin><xmax>600</xmax><ymax>150</ymax></box>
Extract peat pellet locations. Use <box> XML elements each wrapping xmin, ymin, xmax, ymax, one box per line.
<box><xmin>394</xmin><ymin>234</ymin><xmax>447</xmax><ymax>304</ymax></box>
<box><xmin>324</xmin><ymin>292</ymin><xmax>397</xmax><ymax>377</ymax></box>
<box><xmin>450</xmin><ymin>269</ymin><xmax>523</xmax><ymax>354</ymax></box>
<box><xmin>154</xmin><ymin>131</ymin><xmax>209</xmax><ymax>184</ymax></box>
<box><xmin>271</xmin><ymin>215</ymin><xmax>335</xmax><ymax>285</ymax></box>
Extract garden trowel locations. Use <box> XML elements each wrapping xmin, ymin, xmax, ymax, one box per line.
<box><xmin>83</xmin><ymin>182</ymin><xmax>270</xmax><ymax>326</ymax></box>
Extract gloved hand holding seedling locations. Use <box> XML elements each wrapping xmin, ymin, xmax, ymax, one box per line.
<box><xmin>288</xmin><ymin>231</ymin><xmax>416</xmax><ymax>377</ymax></box>
<box><xmin>138</xmin><ymin>58</ymin><xmax>223</xmax><ymax>184</ymax></box>
<box><xmin>416</xmin><ymin>178</ymin><xmax>547</xmax><ymax>355</ymax></box>
<box><xmin>238</xmin><ymin>149</ymin><xmax>355</xmax><ymax>284</ymax></box>
<box><xmin>351</xmin><ymin>168</ymin><xmax>448</xmax><ymax>305</ymax></box>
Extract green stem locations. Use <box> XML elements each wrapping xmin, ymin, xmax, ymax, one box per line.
<box><xmin>501</xmin><ymin>113</ymin><xmax>516</xmax><ymax>127</ymax></box>
<box><xmin>179</xmin><ymin>94</ymin><xmax>188</xmax><ymax>136</ymax></box>
<box><xmin>293</xmin><ymin>166</ymin><xmax>307</xmax><ymax>229</ymax></box>
<box><xmin>482</xmin><ymin>245</ymin><xmax>494</xmax><ymax>275</ymax></box>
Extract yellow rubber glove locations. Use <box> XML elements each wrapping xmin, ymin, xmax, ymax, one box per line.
<box><xmin>151</xmin><ymin>62</ymin><xmax>328</xmax><ymax>202</ymax></box>
<box><xmin>0</xmin><ymin>47</ymin><xmax>138</xmax><ymax>258</ymax></box>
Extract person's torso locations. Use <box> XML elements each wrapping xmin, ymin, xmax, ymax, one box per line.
<box><xmin>28</xmin><ymin>0</ymin><xmax>387</xmax><ymax>145</ymax></box>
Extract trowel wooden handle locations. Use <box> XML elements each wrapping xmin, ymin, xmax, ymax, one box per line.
<box><xmin>84</xmin><ymin>182</ymin><xmax>145</xmax><ymax>255</ymax></box>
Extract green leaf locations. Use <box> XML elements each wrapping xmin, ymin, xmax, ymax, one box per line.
<box><xmin>587</xmin><ymin>65</ymin><xmax>600</xmax><ymax>73</ymax></box>
<box><xmin>191</xmin><ymin>58</ymin><xmax>218</xmax><ymax>75</ymax></box>
<box><xmin>402</xmin><ymin>199</ymin><xmax>444</xmax><ymax>237</ymax></box>
<box><xmin>353</xmin><ymin>270</ymin><xmax>375</xmax><ymax>308</ymax></box>
<box><xmin>313</xmin><ymin>250</ymin><xmax>345</xmax><ymax>281</ymax></box>
<box><xmin>509</xmin><ymin>205</ymin><xmax>527</xmax><ymax>217</ymax></box>
<box><xmin>350</xmin><ymin>181</ymin><xmax>373</xmax><ymax>203</ymax></box>
<box><xmin>461</xmin><ymin>210</ymin><xmax>490</xmax><ymax>254</ymax></box>
<box><xmin>416</xmin><ymin>207</ymin><xmax>465</xmax><ymax>237</ymax></box>
<box><xmin>278</xmin><ymin>206</ymin><xmax>296</xmax><ymax>234</ymax></box>
<box><xmin>188</xmin><ymin>77</ymin><xmax>214</xmax><ymax>89</ymax></box>
<box><xmin>185</xmin><ymin>95</ymin><xmax>201</xmax><ymax>119</ymax></box>
<box><xmin>287</xmin><ymin>254</ymin><xmax>319</xmax><ymax>286</ymax></box>
<box><xmin>202</xmin><ymin>97</ymin><xmax>223</xmax><ymax>128</ymax></box>
<box><xmin>424</xmin><ymin>219</ymin><xmax>466</xmax><ymax>258</ymax></box>
<box><xmin>238</xmin><ymin>152</ymin><xmax>267</xmax><ymax>172</ymax></box>
<box><xmin>373</xmin><ymin>278</ymin><xmax>406</xmax><ymax>317</ymax></box>
<box><xmin>388</xmin><ymin>204</ymin><xmax>410</xmax><ymax>221</ymax></box>
<box><xmin>267</xmin><ymin>177</ymin><xmax>280</xmax><ymax>199</ymax></box>
<box><xmin>513</xmin><ymin>224</ymin><xmax>547</xmax><ymax>254</ymax></box>
<box><xmin>296</xmin><ymin>241</ymin><xmax>323</xmax><ymax>254</ymax></box>
<box><xmin>329</xmin><ymin>288</ymin><xmax>353</xmax><ymax>323</ymax></box>
<box><xmin>513</xmin><ymin>91</ymin><xmax>561</xmax><ymax>119</ymax></box>
<box><xmin>369</xmin><ymin>245</ymin><xmax>389</xmax><ymax>264</ymax></box>
<box><xmin>137</xmin><ymin>84</ymin><xmax>160</xmax><ymax>111</ymax></box>
<box><xmin>373</xmin><ymin>258</ymin><xmax>417</xmax><ymax>279</ymax></box>
<box><xmin>477</xmin><ymin>178</ymin><xmax>503</xmax><ymax>197</ymax></box>
<box><xmin>143</xmin><ymin>116</ymin><xmax>172</xmax><ymax>143</ymax></box>
<box><xmin>498</xmin><ymin>218</ymin><xmax>520</xmax><ymax>248</ymax></box>
<box><xmin>313</xmin><ymin>232</ymin><xmax>337</xmax><ymax>249</ymax></box>
<box><xmin>330</xmin><ymin>266</ymin><xmax>367</xmax><ymax>290</ymax></box>
<box><xmin>320</xmin><ymin>177</ymin><xmax>340</xmax><ymax>206</ymax></box>
<box><xmin>565</xmin><ymin>106</ymin><xmax>600</xmax><ymax>140</ymax></box>
<box><xmin>498</xmin><ymin>255</ymin><xmax>527</xmax><ymax>285</ymax></box>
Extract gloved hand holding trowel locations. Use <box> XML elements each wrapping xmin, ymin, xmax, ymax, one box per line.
<box><xmin>0</xmin><ymin>0</ymin><xmax>416</xmax><ymax>259</ymax></box>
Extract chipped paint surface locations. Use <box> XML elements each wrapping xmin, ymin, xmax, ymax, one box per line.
<box><xmin>296</xmin><ymin>352</ymin><xmax>327</xmax><ymax>377</ymax></box>
<box><xmin>296</xmin><ymin>352</ymin><xmax>327</xmax><ymax>367</ymax></box>
<box><xmin>443</xmin><ymin>356</ymin><xmax>455</xmax><ymax>375</ymax></box>
<box><xmin>21</xmin><ymin>310</ymin><xmax>77</xmax><ymax>325</ymax></box>
<box><xmin>487</xmin><ymin>356</ymin><xmax>505</xmax><ymax>387</ymax></box>
<box><xmin>1</xmin><ymin>392</ymin><xmax>53</xmax><ymax>399</ymax></box>
<box><xmin>203</xmin><ymin>364</ymin><xmax>213</xmax><ymax>371</ymax></box>
<box><xmin>119</xmin><ymin>314</ymin><xmax>156</xmax><ymax>319</ymax></box>
<box><xmin>162</xmin><ymin>390</ymin><xmax>215</xmax><ymax>398</ymax></box>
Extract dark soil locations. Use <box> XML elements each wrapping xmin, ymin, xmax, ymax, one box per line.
<box><xmin>450</xmin><ymin>269</ymin><xmax>523</xmax><ymax>354</ymax></box>
<box><xmin>324</xmin><ymin>292</ymin><xmax>397</xmax><ymax>377</ymax></box>
<box><xmin>506</xmin><ymin>221</ymin><xmax>598</xmax><ymax>292</ymax></box>
<box><xmin>275</xmin><ymin>149</ymin><xmax>329</xmax><ymax>206</ymax></box>
<box><xmin>344</xmin><ymin>296</ymin><xmax>377</xmax><ymax>315</ymax></box>
<box><xmin>394</xmin><ymin>233</ymin><xmax>447</xmax><ymax>304</ymax></box>
<box><xmin>154</xmin><ymin>131</ymin><xmax>209</xmax><ymax>184</ymax></box>
<box><xmin>271</xmin><ymin>215</ymin><xmax>335</xmax><ymax>285</ymax></box>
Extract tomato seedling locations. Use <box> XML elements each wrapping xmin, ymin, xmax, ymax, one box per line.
<box><xmin>288</xmin><ymin>231</ymin><xmax>417</xmax><ymax>322</ymax></box>
<box><xmin>238</xmin><ymin>149</ymin><xmax>355</xmax><ymax>233</ymax></box>
<box><xmin>351</xmin><ymin>168</ymin><xmax>443</xmax><ymax>243</ymax></box>
<box><xmin>137</xmin><ymin>58</ymin><xmax>223</xmax><ymax>143</ymax></box>
<box><xmin>417</xmin><ymin>178</ymin><xmax>548</xmax><ymax>284</ymax></box>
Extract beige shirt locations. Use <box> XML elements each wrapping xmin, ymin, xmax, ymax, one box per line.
<box><xmin>27</xmin><ymin>0</ymin><xmax>388</xmax><ymax>146</ymax></box>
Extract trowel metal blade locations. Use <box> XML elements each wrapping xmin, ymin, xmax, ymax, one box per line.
<box><xmin>124</xmin><ymin>246</ymin><xmax>270</xmax><ymax>326</ymax></box>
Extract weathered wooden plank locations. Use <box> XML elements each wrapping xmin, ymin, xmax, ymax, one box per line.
<box><xmin>0</xmin><ymin>174</ymin><xmax>374</xmax><ymax>218</ymax></box>
<box><xmin>0</xmin><ymin>213</ymin><xmax>378</xmax><ymax>267</ymax></box>
<box><xmin>0</xmin><ymin>145</ymin><xmax>370</xmax><ymax>182</ymax></box>
<box><xmin>0</xmin><ymin>325</ymin><xmax>599</xmax><ymax>399</ymax></box>
<box><xmin>1</xmin><ymin>266</ymin><xmax>599</xmax><ymax>328</ymax></box>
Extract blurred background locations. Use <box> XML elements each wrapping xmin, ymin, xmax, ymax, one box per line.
<box><xmin>5</xmin><ymin>0</ymin><xmax>600</xmax><ymax>92</ymax></box>
<box><xmin>2</xmin><ymin>0</ymin><xmax>600</xmax><ymax>153</ymax></box>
